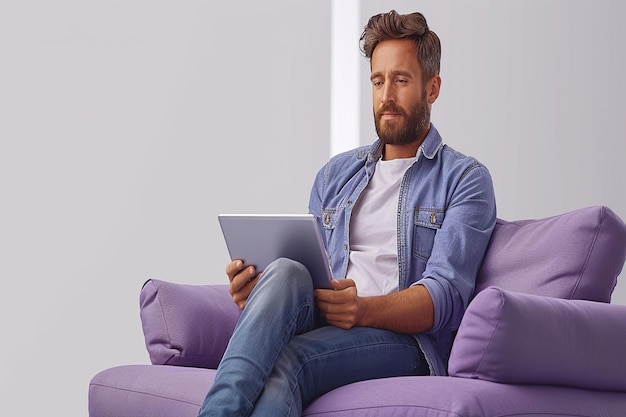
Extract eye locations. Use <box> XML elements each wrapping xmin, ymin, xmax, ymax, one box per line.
<box><xmin>396</xmin><ymin>79</ymin><xmax>408</xmax><ymax>84</ymax></box>
<box><xmin>372</xmin><ymin>80</ymin><xmax>383</xmax><ymax>87</ymax></box>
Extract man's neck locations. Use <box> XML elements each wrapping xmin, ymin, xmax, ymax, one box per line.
<box><xmin>382</xmin><ymin>143</ymin><xmax>421</xmax><ymax>161</ymax></box>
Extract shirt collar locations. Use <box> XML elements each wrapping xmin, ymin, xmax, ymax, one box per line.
<box><xmin>420</xmin><ymin>123</ymin><xmax>444</xmax><ymax>159</ymax></box>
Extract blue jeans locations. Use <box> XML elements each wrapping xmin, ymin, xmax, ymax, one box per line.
<box><xmin>197</xmin><ymin>258</ymin><xmax>428</xmax><ymax>417</ymax></box>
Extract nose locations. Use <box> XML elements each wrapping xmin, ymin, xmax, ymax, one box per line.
<box><xmin>381</xmin><ymin>82</ymin><xmax>395</xmax><ymax>104</ymax></box>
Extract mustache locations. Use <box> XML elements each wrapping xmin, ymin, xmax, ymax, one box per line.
<box><xmin>376</xmin><ymin>104</ymin><xmax>406</xmax><ymax>118</ymax></box>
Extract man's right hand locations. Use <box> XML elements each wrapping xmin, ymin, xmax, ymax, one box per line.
<box><xmin>226</xmin><ymin>260</ymin><xmax>260</xmax><ymax>310</ymax></box>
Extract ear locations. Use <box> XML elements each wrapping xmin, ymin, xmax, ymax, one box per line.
<box><xmin>426</xmin><ymin>75</ymin><xmax>441</xmax><ymax>105</ymax></box>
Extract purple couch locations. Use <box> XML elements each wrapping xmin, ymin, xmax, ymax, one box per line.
<box><xmin>89</xmin><ymin>205</ymin><xmax>626</xmax><ymax>417</ymax></box>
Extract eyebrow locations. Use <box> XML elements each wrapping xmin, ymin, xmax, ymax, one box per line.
<box><xmin>370</xmin><ymin>70</ymin><xmax>415</xmax><ymax>81</ymax></box>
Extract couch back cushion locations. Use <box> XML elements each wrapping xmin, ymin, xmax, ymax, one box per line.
<box><xmin>476</xmin><ymin>205</ymin><xmax>626</xmax><ymax>302</ymax></box>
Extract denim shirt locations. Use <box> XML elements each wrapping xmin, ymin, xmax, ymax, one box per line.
<box><xmin>308</xmin><ymin>124</ymin><xmax>497</xmax><ymax>375</ymax></box>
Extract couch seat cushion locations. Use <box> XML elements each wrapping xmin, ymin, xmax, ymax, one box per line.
<box><xmin>89</xmin><ymin>365</ymin><xmax>626</xmax><ymax>417</ymax></box>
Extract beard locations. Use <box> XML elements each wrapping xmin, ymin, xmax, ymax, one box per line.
<box><xmin>374</xmin><ymin>92</ymin><xmax>430</xmax><ymax>146</ymax></box>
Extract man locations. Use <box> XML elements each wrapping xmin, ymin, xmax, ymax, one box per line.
<box><xmin>198</xmin><ymin>10</ymin><xmax>496</xmax><ymax>417</ymax></box>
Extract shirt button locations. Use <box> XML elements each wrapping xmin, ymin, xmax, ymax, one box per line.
<box><xmin>323</xmin><ymin>212</ymin><xmax>331</xmax><ymax>225</ymax></box>
<box><xmin>343</xmin><ymin>244</ymin><xmax>348</xmax><ymax>251</ymax></box>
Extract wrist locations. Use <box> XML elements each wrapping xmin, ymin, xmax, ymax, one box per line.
<box><xmin>356</xmin><ymin>296</ymin><xmax>375</xmax><ymax>328</ymax></box>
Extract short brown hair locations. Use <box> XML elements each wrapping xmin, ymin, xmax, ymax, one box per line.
<box><xmin>360</xmin><ymin>10</ymin><xmax>441</xmax><ymax>82</ymax></box>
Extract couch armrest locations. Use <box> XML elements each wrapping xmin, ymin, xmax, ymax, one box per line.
<box><xmin>140</xmin><ymin>279</ymin><xmax>241</xmax><ymax>369</ymax></box>
<box><xmin>448</xmin><ymin>286</ymin><xmax>626</xmax><ymax>392</ymax></box>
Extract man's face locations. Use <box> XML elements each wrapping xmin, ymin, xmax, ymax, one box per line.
<box><xmin>370</xmin><ymin>39</ymin><xmax>431</xmax><ymax>147</ymax></box>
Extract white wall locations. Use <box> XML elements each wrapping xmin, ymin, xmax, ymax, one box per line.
<box><xmin>0</xmin><ymin>1</ymin><xmax>330</xmax><ymax>416</ymax></box>
<box><xmin>357</xmin><ymin>1</ymin><xmax>626</xmax><ymax>304</ymax></box>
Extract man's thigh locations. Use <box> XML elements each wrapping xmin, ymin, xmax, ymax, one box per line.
<box><xmin>282</xmin><ymin>325</ymin><xmax>428</xmax><ymax>401</ymax></box>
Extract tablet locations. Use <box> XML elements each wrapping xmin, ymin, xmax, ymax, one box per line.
<box><xmin>217</xmin><ymin>214</ymin><xmax>333</xmax><ymax>289</ymax></box>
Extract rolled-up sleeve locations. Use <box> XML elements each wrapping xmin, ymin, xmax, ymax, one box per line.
<box><xmin>415</xmin><ymin>163</ymin><xmax>496</xmax><ymax>335</ymax></box>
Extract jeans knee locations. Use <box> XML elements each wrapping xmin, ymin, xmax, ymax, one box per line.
<box><xmin>264</xmin><ymin>258</ymin><xmax>314</xmax><ymax>291</ymax></box>
<box><xmin>268</xmin><ymin>257</ymin><xmax>308</xmax><ymax>275</ymax></box>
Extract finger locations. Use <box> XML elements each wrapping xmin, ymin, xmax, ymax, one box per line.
<box><xmin>316</xmin><ymin>299</ymin><xmax>349</xmax><ymax>318</ymax></box>
<box><xmin>232</xmin><ymin>282</ymin><xmax>253</xmax><ymax>308</ymax></box>
<box><xmin>314</xmin><ymin>288</ymin><xmax>338</xmax><ymax>303</ymax></box>
<box><xmin>323</xmin><ymin>313</ymin><xmax>354</xmax><ymax>330</ymax></box>
<box><xmin>226</xmin><ymin>259</ymin><xmax>245</xmax><ymax>282</ymax></box>
<box><xmin>230</xmin><ymin>267</ymin><xmax>260</xmax><ymax>299</ymax></box>
<box><xmin>317</xmin><ymin>298</ymin><xmax>356</xmax><ymax>315</ymax></box>
<box><xmin>316</xmin><ymin>286</ymin><xmax>355</xmax><ymax>304</ymax></box>
<box><xmin>230</xmin><ymin>265</ymin><xmax>257</xmax><ymax>293</ymax></box>
<box><xmin>331</xmin><ymin>278</ymin><xmax>355</xmax><ymax>290</ymax></box>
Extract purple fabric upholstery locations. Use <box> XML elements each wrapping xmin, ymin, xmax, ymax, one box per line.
<box><xmin>88</xmin><ymin>206</ymin><xmax>626</xmax><ymax>417</ymax></box>
<box><xmin>448</xmin><ymin>286</ymin><xmax>626</xmax><ymax>392</ymax></box>
<box><xmin>306</xmin><ymin>376</ymin><xmax>626</xmax><ymax>416</ymax></box>
<box><xmin>476</xmin><ymin>205</ymin><xmax>626</xmax><ymax>301</ymax></box>
<box><xmin>89</xmin><ymin>365</ymin><xmax>213</xmax><ymax>417</ymax></box>
<box><xmin>89</xmin><ymin>365</ymin><xmax>626</xmax><ymax>417</ymax></box>
<box><xmin>140</xmin><ymin>279</ymin><xmax>240</xmax><ymax>368</ymax></box>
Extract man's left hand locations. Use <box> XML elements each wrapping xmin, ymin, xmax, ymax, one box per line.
<box><xmin>315</xmin><ymin>279</ymin><xmax>362</xmax><ymax>329</ymax></box>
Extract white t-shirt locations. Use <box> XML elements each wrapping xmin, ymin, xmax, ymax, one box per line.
<box><xmin>346</xmin><ymin>156</ymin><xmax>416</xmax><ymax>296</ymax></box>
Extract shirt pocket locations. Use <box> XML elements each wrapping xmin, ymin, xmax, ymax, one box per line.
<box><xmin>321</xmin><ymin>208</ymin><xmax>337</xmax><ymax>230</ymax></box>
<box><xmin>321</xmin><ymin>208</ymin><xmax>338</xmax><ymax>260</ymax></box>
<box><xmin>413</xmin><ymin>207</ymin><xmax>444</xmax><ymax>260</ymax></box>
